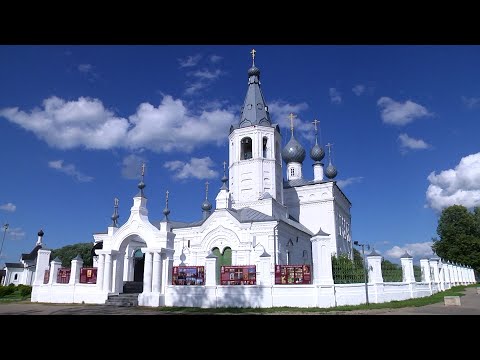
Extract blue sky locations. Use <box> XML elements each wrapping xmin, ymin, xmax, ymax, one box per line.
<box><xmin>1</xmin><ymin>45</ymin><xmax>480</xmax><ymax>266</ymax></box>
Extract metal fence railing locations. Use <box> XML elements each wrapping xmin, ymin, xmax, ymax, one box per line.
<box><xmin>332</xmin><ymin>255</ymin><xmax>365</xmax><ymax>284</ymax></box>
<box><xmin>381</xmin><ymin>260</ymin><xmax>403</xmax><ymax>282</ymax></box>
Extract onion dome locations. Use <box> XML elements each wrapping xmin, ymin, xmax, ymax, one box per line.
<box><xmin>310</xmin><ymin>143</ymin><xmax>325</xmax><ymax>162</ymax></box>
<box><xmin>325</xmin><ymin>164</ymin><xmax>337</xmax><ymax>179</ymax></box>
<box><xmin>248</xmin><ymin>66</ymin><xmax>260</xmax><ymax>77</ymax></box>
<box><xmin>201</xmin><ymin>199</ymin><xmax>212</xmax><ymax>211</ymax></box>
<box><xmin>282</xmin><ymin>136</ymin><xmax>306</xmax><ymax>164</ymax></box>
<box><xmin>37</xmin><ymin>229</ymin><xmax>44</xmax><ymax>237</ymax></box>
<box><xmin>163</xmin><ymin>206</ymin><xmax>171</xmax><ymax>218</ymax></box>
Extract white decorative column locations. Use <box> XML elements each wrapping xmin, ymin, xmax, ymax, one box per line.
<box><xmin>161</xmin><ymin>251</ymin><xmax>174</xmax><ymax>294</ymax></box>
<box><xmin>442</xmin><ymin>260</ymin><xmax>451</xmax><ymax>289</ymax></box>
<box><xmin>400</xmin><ymin>252</ymin><xmax>415</xmax><ymax>283</ymax></box>
<box><xmin>313</xmin><ymin>162</ymin><xmax>324</xmax><ymax>182</ymax></box>
<box><xmin>96</xmin><ymin>253</ymin><xmax>105</xmax><ymax>291</ymax></box>
<box><xmin>33</xmin><ymin>249</ymin><xmax>51</xmax><ymax>285</ymax></box>
<box><xmin>69</xmin><ymin>255</ymin><xmax>83</xmax><ymax>285</ymax></box>
<box><xmin>430</xmin><ymin>258</ymin><xmax>440</xmax><ymax>292</ymax></box>
<box><xmin>152</xmin><ymin>251</ymin><xmax>162</xmax><ymax>293</ymax></box>
<box><xmin>123</xmin><ymin>252</ymin><xmax>131</xmax><ymax>282</ymax></box>
<box><xmin>259</xmin><ymin>250</ymin><xmax>272</xmax><ymax>286</ymax></box>
<box><xmin>452</xmin><ymin>264</ymin><xmax>459</xmax><ymax>285</ymax></box>
<box><xmin>367</xmin><ymin>251</ymin><xmax>383</xmax><ymax>284</ymax></box>
<box><xmin>48</xmin><ymin>257</ymin><xmax>62</xmax><ymax>285</ymax></box>
<box><xmin>420</xmin><ymin>259</ymin><xmax>431</xmax><ymax>283</ymax></box>
<box><xmin>143</xmin><ymin>250</ymin><xmax>153</xmax><ymax>294</ymax></box>
<box><xmin>310</xmin><ymin>232</ymin><xmax>333</xmax><ymax>285</ymax></box>
<box><xmin>205</xmin><ymin>252</ymin><xmax>218</xmax><ymax>286</ymax></box>
<box><xmin>103</xmin><ymin>253</ymin><xmax>113</xmax><ymax>293</ymax></box>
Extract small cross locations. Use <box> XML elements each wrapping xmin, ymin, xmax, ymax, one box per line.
<box><xmin>114</xmin><ymin>197</ymin><xmax>119</xmax><ymax>207</ymax></box>
<box><xmin>141</xmin><ymin>162</ymin><xmax>146</xmax><ymax>177</ymax></box>
<box><xmin>205</xmin><ymin>181</ymin><xmax>209</xmax><ymax>198</ymax></box>
<box><xmin>223</xmin><ymin>161</ymin><xmax>227</xmax><ymax>172</ymax></box>
<box><xmin>250</xmin><ymin>49</ymin><xmax>256</xmax><ymax>66</ymax></box>
<box><xmin>165</xmin><ymin>190</ymin><xmax>169</xmax><ymax>203</ymax></box>
<box><xmin>312</xmin><ymin>119</ymin><xmax>320</xmax><ymax>132</ymax></box>
<box><xmin>326</xmin><ymin>143</ymin><xmax>333</xmax><ymax>157</ymax></box>
<box><xmin>289</xmin><ymin>113</ymin><xmax>296</xmax><ymax>134</ymax></box>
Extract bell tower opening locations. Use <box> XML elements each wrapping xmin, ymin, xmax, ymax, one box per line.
<box><xmin>241</xmin><ymin>137</ymin><xmax>252</xmax><ymax>160</ymax></box>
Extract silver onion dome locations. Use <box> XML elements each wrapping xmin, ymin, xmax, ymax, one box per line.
<box><xmin>201</xmin><ymin>199</ymin><xmax>212</xmax><ymax>211</ymax></box>
<box><xmin>282</xmin><ymin>137</ymin><xmax>306</xmax><ymax>164</ymax></box>
<box><xmin>325</xmin><ymin>164</ymin><xmax>337</xmax><ymax>179</ymax></box>
<box><xmin>248</xmin><ymin>66</ymin><xmax>260</xmax><ymax>77</ymax></box>
<box><xmin>310</xmin><ymin>143</ymin><xmax>325</xmax><ymax>162</ymax></box>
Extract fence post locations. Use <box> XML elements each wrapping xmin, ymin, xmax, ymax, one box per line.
<box><xmin>259</xmin><ymin>250</ymin><xmax>272</xmax><ymax>286</ymax></box>
<box><xmin>429</xmin><ymin>258</ymin><xmax>440</xmax><ymax>293</ymax></box>
<box><xmin>442</xmin><ymin>259</ymin><xmax>451</xmax><ymax>289</ymax></box>
<box><xmin>205</xmin><ymin>252</ymin><xmax>217</xmax><ymax>286</ymax></box>
<box><xmin>400</xmin><ymin>252</ymin><xmax>415</xmax><ymax>282</ymax></box>
<box><xmin>69</xmin><ymin>254</ymin><xmax>83</xmax><ymax>285</ymax></box>
<box><xmin>33</xmin><ymin>249</ymin><xmax>51</xmax><ymax>285</ymax></box>
<box><xmin>367</xmin><ymin>250</ymin><xmax>383</xmax><ymax>284</ymax></box>
<box><xmin>310</xmin><ymin>231</ymin><xmax>334</xmax><ymax>285</ymax></box>
<box><xmin>48</xmin><ymin>257</ymin><xmax>62</xmax><ymax>284</ymax></box>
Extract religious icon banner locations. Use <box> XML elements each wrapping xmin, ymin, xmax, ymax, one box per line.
<box><xmin>172</xmin><ymin>266</ymin><xmax>205</xmax><ymax>285</ymax></box>
<box><xmin>80</xmin><ymin>267</ymin><xmax>97</xmax><ymax>284</ymax></box>
<box><xmin>275</xmin><ymin>265</ymin><xmax>311</xmax><ymax>284</ymax></box>
<box><xmin>220</xmin><ymin>265</ymin><xmax>256</xmax><ymax>285</ymax></box>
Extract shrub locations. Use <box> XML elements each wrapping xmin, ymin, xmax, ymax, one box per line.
<box><xmin>0</xmin><ymin>285</ymin><xmax>16</xmax><ymax>298</ymax></box>
<box><xmin>18</xmin><ymin>285</ymin><xmax>32</xmax><ymax>297</ymax></box>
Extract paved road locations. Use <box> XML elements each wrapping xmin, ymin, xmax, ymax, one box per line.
<box><xmin>0</xmin><ymin>286</ymin><xmax>478</xmax><ymax>315</ymax></box>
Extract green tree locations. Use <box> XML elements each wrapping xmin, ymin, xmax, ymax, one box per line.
<box><xmin>432</xmin><ymin>205</ymin><xmax>480</xmax><ymax>273</ymax></box>
<box><xmin>50</xmin><ymin>243</ymin><xmax>94</xmax><ymax>267</ymax></box>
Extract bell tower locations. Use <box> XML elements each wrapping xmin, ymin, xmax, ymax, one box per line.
<box><xmin>228</xmin><ymin>50</ymin><xmax>283</xmax><ymax>208</ymax></box>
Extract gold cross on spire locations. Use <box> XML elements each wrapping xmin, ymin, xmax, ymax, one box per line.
<box><xmin>250</xmin><ymin>48</ymin><xmax>256</xmax><ymax>66</ymax></box>
<box><xmin>289</xmin><ymin>113</ymin><xmax>296</xmax><ymax>135</ymax></box>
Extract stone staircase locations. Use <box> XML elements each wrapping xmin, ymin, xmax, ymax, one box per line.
<box><xmin>105</xmin><ymin>281</ymin><xmax>143</xmax><ymax>307</ymax></box>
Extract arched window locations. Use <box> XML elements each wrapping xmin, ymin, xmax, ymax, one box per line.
<box><xmin>263</xmin><ymin>137</ymin><xmax>268</xmax><ymax>158</ymax></box>
<box><xmin>241</xmin><ymin>137</ymin><xmax>252</xmax><ymax>160</ymax></box>
<box><xmin>14</xmin><ymin>274</ymin><xmax>18</xmax><ymax>280</ymax></box>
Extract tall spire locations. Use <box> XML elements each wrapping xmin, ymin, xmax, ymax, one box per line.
<box><xmin>162</xmin><ymin>190</ymin><xmax>170</xmax><ymax>221</ymax></box>
<box><xmin>221</xmin><ymin>161</ymin><xmax>228</xmax><ymax>190</ymax></box>
<box><xmin>238</xmin><ymin>49</ymin><xmax>272</xmax><ymax>128</ymax></box>
<box><xmin>137</xmin><ymin>162</ymin><xmax>146</xmax><ymax>198</ymax></box>
<box><xmin>325</xmin><ymin>143</ymin><xmax>338</xmax><ymax>179</ymax></box>
<box><xmin>111</xmin><ymin>197</ymin><xmax>119</xmax><ymax>227</ymax></box>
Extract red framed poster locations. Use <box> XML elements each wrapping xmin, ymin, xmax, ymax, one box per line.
<box><xmin>172</xmin><ymin>266</ymin><xmax>205</xmax><ymax>285</ymax></box>
<box><xmin>80</xmin><ymin>267</ymin><xmax>97</xmax><ymax>284</ymax></box>
<box><xmin>275</xmin><ymin>265</ymin><xmax>311</xmax><ymax>284</ymax></box>
<box><xmin>220</xmin><ymin>265</ymin><xmax>256</xmax><ymax>285</ymax></box>
<box><xmin>57</xmin><ymin>268</ymin><xmax>71</xmax><ymax>284</ymax></box>
<box><xmin>43</xmin><ymin>269</ymin><xmax>50</xmax><ymax>284</ymax></box>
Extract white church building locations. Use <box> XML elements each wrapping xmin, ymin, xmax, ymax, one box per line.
<box><xmin>31</xmin><ymin>51</ymin><xmax>474</xmax><ymax>308</ymax></box>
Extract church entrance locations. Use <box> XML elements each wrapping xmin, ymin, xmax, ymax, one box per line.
<box><xmin>212</xmin><ymin>247</ymin><xmax>232</xmax><ymax>284</ymax></box>
<box><xmin>133</xmin><ymin>249</ymin><xmax>145</xmax><ymax>282</ymax></box>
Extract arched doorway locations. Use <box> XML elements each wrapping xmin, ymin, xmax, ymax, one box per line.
<box><xmin>133</xmin><ymin>248</ymin><xmax>145</xmax><ymax>282</ymax></box>
<box><xmin>212</xmin><ymin>247</ymin><xmax>232</xmax><ymax>284</ymax></box>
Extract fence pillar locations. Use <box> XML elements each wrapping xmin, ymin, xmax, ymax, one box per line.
<box><xmin>152</xmin><ymin>251</ymin><xmax>162</xmax><ymax>293</ymax></box>
<box><xmin>142</xmin><ymin>250</ymin><xmax>153</xmax><ymax>294</ymax></box>
<box><xmin>48</xmin><ymin>257</ymin><xmax>62</xmax><ymax>284</ymax></box>
<box><xmin>205</xmin><ymin>252</ymin><xmax>217</xmax><ymax>286</ymax></box>
<box><xmin>259</xmin><ymin>250</ymin><xmax>272</xmax><ymax>286</ymax></box>
<box><xmin>33</xmin><ymin>249</ymin><xmax>51</xmax><ymax>285</ymax></box>
<box><xmin>367</xmin><ymin>250</ymin><xmax>383</xmax><ymax>284</ymax></box>
<box><xmin>430</xmin><ymin>259</ymin><xmax>440</xmax><ymax>293</ymax></box>
<box><xmin>400</xmin><ymin>252</ymin><xmax>415</xmax><ymax>283</ymax></box>
<box><xmin>96</xmin><ymin>253</ymin><xmax>105</xmax><ymax>291</ymax></box>
<box><xmin>69</xmin><ymin>255</ymin><xmax>83</xmax><ymax>285</ymax></box>
<box><xmin>310</xmin><ymin>231</ymin><xmax>334</xmax><ymax>285</ymax></box>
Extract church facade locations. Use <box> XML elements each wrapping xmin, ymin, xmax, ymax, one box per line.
<box><xmin>31</xmin><ymin>52</ymin><xmax>356</xmax><ymax>308</ymax></box>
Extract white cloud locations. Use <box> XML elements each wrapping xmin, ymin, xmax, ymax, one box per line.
<box><xmin>268</xmin><ymin>100</ymin><xmax>311</xmax><ymax>140</ymax></box>
<box><xmin>184</xmin><ymin>81</ymin><xmax>207</xmax><ymax>96</ymax></box>
<box><xmin>127</xmin><ymin>96</ymin><xmax>235</xmax><ymax>152</ymax></box>
<box><xmin>0</xmin><ymin>95</ymin><xmax>236</xmax><ymax>154</ymax></box>
<box><xmin>192</xmin><ymin>69</ymin><xmax>222</xmax><ymax>80</ymax></box>
<box><xmin>398</xmin><ymin>133</ymin><xmax>431</xmax><ymax>151</ymax></box>
<box><xmin>164</xmin><ymin>157</ymin><xmax>218</xmax><ymax>180</ymax></box>
<box><xmin>210</xmin><ymin>55</ymin><xmax>223</xmax><ymax>63</ymax></box>
<box><xmin>0</xmin><ymin>203</ymin><xmax>16</xmax><ymax>212</ymax></box>
<box><xmin>336</xmin><ymin>176</ymin><xmax>364</xmax><ymax>188</ymax></box>
<box><xmin>48</xmin><ymin>160</ymin><xmax>93</xmax><ymax>182</ymax></box>
<box><xmin>352</xmin><ymin>84</ymin><xmax>366</xmax><ymax>96</ymax></box>
<box><xmin>121</xmin><ymin>154</ymin><xmax>146</xmax><ymax>179</ymax></box>
<box><xmin>0</xmin><ymin>96</ymin><xmax>129</xmax><ymax>150</ymax></box>
<box><xmin>78</xmin><ymin>64</ymin><xmax>93</xmax><ymax>73</ymax></box>
<box><xmin>178</xmin><ymin>54</ymin><xmax>202</xmax><ymax>68</ymax></box>
<box><xmin>377</xmin><ymin>97</ymin><xmax>432</xmax><ymax>125</ymax></box>
<box><xmin>5</xmin><ymin>227</ymin><xmax>26</xmax><ymax>241</ymax></box>
<box><xmin>461</xmin><ymin>96</ymin><xmax>480</xmax><ymax>108</ymax></box>
<box><xmin>385</xmin><ymin>242</ymin><xmax>433</xmax><ymax>259</ymax></box>
<box><xmin>329</xmin><ymin>88</ymin><xmax>342</xmax><ymax>104</ymax></box>
<box><xmin>426</xmin><ymin>152</ymin><xmax>480</xmax><ymax>211</ymax></box>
